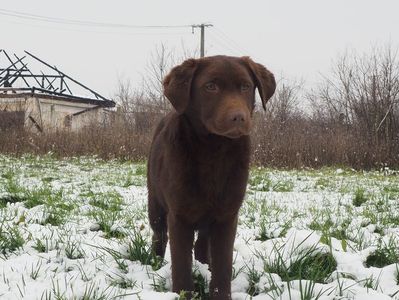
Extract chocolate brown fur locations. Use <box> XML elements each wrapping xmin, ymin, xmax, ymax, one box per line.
<box><xmin>147</xmin><ymin>55</ymin><xmax>275</xmax><ymax>300</ymax></box>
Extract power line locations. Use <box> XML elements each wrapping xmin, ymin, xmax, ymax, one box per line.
<box><xmin>213</xmin><ymin>27</ymin><xmax>255</xmax><ymax>57</ymax></box>
<box><xmin>0</xmin><ymin>8</ymin><xmax>192</xmax><ymax>29</ymax></box>
<box><xmin>0</xmin><ymin>8</ymin><xmax>252</xmax><ymax>59</ymax></box>
<box><xmin>1</xmin><ymin>17</ymin><xmax>191</xmax><ymax>36</ymax></box>
<box><xmin>207</xmin><ymin>30</ymin><xmax>243</xmax><ymax>56</ymax></box>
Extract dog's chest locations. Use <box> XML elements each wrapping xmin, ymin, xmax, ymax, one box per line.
<box><xmin>175</xmin><ymin>150</ymin><xmax>248</xmax><ymax>223</ymax></box>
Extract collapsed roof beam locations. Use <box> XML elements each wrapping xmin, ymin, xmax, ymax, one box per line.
<box><xmin>41</xmin><ymin>71</ymin><xmax>58</xmax><ymax>91</ymax></box>
<box><xmin>3</xmin><ymin>51</ymin><xmax>29</xmax><ymax>73</ymax></box>
<box><xmin>13</xmin><ymin>53</ymin><xmax>43</xmax><ymax>88</ymax></box>
<box><xmin>62</xmin><ymin>77</ymin><xmax>73</xmax><ymax>94</ymax></box>
<box><xmin>11</xmin><ymin>53</ymin><xmax>31</xmax><ymax>87</ymax></box>
<box><xmin>5</xmin><ymin>62</ymin><xmax>29</xmax><ymax>86</ymax></box>
<box><xmin>0</xmin><ymin>74</ymin><xmax>63</xmax><ymax>78</ymax></box>
<box><xmin>24</xmin><ymin>50</ymin><xmax>108</xmax><ymax>101</ymax></box>
<box><xmin>0</xmin><ymin>52</ymin><xmax>27</xmax><ymax>78</ymax></box>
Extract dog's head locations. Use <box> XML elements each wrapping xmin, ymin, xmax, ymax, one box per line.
<box><xmin>163</xmin><ymin>55</ymin><xmax>276</xmax><ymax>139</ymax></box>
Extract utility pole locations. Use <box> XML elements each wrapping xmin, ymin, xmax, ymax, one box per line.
<box><xmin>192</xmin><ymin>23</ymin><xmax>213</xmax><ymax>57</ymax></box>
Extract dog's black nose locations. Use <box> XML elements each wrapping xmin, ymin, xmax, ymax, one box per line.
<box><xmin>230</xmin><ymin>111</ymin><xmax>246</xmax><ymax>124</ymax></box>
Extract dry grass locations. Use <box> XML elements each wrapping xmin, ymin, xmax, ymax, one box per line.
<box><xmin>252</xmin><ymin>114</ymin><xmax>399</xmax><ymax>169</ymax></box>
<box><xmin>0</xmin><ymin>125</ymin><xmax>150</xmax><ymax>161</ymax></box>
<box><xmin>1</xmin><ymin>110</ymin><xmax>398</xmax><ymax>169</ymax></box>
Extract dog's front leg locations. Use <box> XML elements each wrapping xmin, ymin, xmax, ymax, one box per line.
<box><xmin>168</xmin><ymin>214</ymin><xmax>195</xmax><ymax>296</ymax></box>
<box><xmin>209</xmin><ymin>215</ymin><xmax>238</xmax><ymax>300</ymax></box>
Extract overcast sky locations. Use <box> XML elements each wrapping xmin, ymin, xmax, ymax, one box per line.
<box><xmin>1</xmin><ymin>0</ymin><xmax>399</xmax><ymax>100</ymax></box>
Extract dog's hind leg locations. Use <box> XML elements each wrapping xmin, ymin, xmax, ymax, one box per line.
<box><xmin>148</xmin><ymin>195</ymin><xmax>168</xmax><ymax>258</ymax></box>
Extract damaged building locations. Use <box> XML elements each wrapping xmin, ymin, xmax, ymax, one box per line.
<box><xmin>0</xmin><ymin>50</ymin><xmax>115</xmax><ymax>132</ymax></box>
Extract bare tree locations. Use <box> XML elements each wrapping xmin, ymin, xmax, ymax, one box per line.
<box><xmin>141</xmin><ymin>43</ymin><xmax>198</xmax><ymax>111</ymax></box>
<box><xmin>113</xmin><ymin>44</ymin><xmax>198</xmax><ymax>132</ymax></box>
<box><xmin>141</xmin><ymin>44</ymin><xmax>177</xmax><ymax>111</ymax></box>
<box><xmin>309</xmin><ymin>45</ymin><xmax>399</xmax><ymax>145</ymax></box>
<box><xmin>266</xmin><ymin>78</ymin><xmax>303</xmax><ymax>123</ymax></box>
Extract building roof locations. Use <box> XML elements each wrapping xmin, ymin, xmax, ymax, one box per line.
<box><xmin>0</xmin><ymin>50</ymin><xmax>115</xmax><ymax>107</ymax></box>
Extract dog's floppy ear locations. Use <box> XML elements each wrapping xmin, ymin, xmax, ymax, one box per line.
<box><xmin>242</xmin><ymin>57</ymin><xmax>276</xmax><ymax>110</ymax></box>
<box><xmin>163</xmin><ymin>58</ymin><xmax>198</xmax><ymax>114</ymax></box>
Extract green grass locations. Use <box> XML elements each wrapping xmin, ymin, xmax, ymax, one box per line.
<box><xmin>248</xmin><ymin>169</ymin><xmax>272</xmax><ymax>191</ymax></box>
<box><xmin>88</xmin><ymin>191</ymin><xmax>124</xmax><ymax>212</ymax></box>
<box><xmin>314</xmin><ymin>177</ymin><xmax>332</xmax><ymax>190</ymax></box>
<box><xmin>192</xmin><ymin>268</ymin><xmax>210</xmax><ymax>300</ymax></box>
<box><xmin>0</xmin><ymin>222</ymin><xmax>25</xmax><ymax>256</ymax></box>
<box><xmin>0</xmin><ymin>155</ymin><xmax>398</xmax><ymax>299</ymax></box>
<box><xmin>261</xmin><ymin>243</ymin><xmax>337</xmax><ymax>284</ymax></box>
<box><xmin>309</xmin><ymin>216</ymin><xmax>350</xmax><ymax>244</ymax></box>
<box><xmin>256</xmin><ymin>218</ymin><xmax>291</xmax><ymax>241</ymax></box>
<box><xmin>365</xmin><ymin>238</ymin><xmax>399</xmax><ymax>268</ymax></box>
<box><xmin>64</xmin><ymin>239</ymin><xmax>85</xmax><ymax>260</ymax></box>
<box><xmin>353</xmin><ymin>187</ymin><xmax>368</xmax><ymax>207</ymax></box>
<box><xmin>109</xmin><ymin>273</ymin><xmax>136</xmax><ymax>289</ymax></box>
<box><xmin>33</xmin><ymin>239</ymin><xmax>48</xmax><ymax>253</ymax></box>
<box><xmin>272</xmin><ymin>180</ymin><xmax>294</xmax><ymax>192</ymax></box>
<box><xmin>0</xmin><ymin>195</ymin><xmax>26</xmax><ymax>208</ymax></box>
<box><xmin>0</xmin><ymin>175</ymin><xmax>27</xmax><ymax>208</ymax></box>
<box><xmin>246</xmin><ymin>263</ymin><xmax>263</xmax><ymax>296</ymax></box>
<box><xmin>87</xmin><ymin>209</ymin><xmax>126</xmax><ymax>239</ymax></box>
<box><xmin>382</xmin><ymin>184</ymin><xmax>399</xmax><ymax>199</ymax></box>
<box><xmin>150</xmin><ymin>273</ymin><xmax>168</xmax><ymax>292</ymax></box>
<box><xmin>125</xmin><ymin>230</ymin><xmax>164</xmax><ymax>270</ymax></box>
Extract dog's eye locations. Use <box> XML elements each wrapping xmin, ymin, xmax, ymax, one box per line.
<box><xmin>205</xmin><ymin>82</ymin><xmax>218</xmax><ymax>92</ymax></box>
<box><xmin>241</xmin><ymin>83</ymin><xmax>251</xmax><ymax>92</ymax></box>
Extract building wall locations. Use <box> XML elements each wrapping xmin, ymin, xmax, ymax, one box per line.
<box><xmin>0</xmin><ymin>95</ymin><xmax>107</xmax><ymax>132</ymax></box>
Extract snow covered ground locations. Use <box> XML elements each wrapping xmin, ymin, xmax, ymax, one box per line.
<box><xmin>0</xmin><ymin>154</ymin><xmax>398</xmax><ymax>299</ymax></box>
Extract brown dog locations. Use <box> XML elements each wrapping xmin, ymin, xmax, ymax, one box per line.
<box><xmin>147</xmin><ymin>55</ymin><xmax>275</xmax><ymax>299</ymax></box>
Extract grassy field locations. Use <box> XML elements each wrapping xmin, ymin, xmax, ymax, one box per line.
<box><xmin>0</xmin><ymin>154</ymin><xmax>398</xmax><ymax>299</ymax></box>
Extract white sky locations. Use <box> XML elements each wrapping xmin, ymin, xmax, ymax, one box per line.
<box><xmin>1</xmin><ymin>0</ymin><xmax>399</xmax><ymax>99</ymax></box>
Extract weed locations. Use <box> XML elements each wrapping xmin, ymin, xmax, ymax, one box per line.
<box><xmin>88</xmin><ymin>191</ymin><xmax>123</xmax><ymax>212</ymax></box>
<box><xmin>64</xmin><ymin>240</ymin><xmax>84</xmax><ymax>260</ymax></box>
<box><xmin>1</xmin><ymin>169</ymin><xmax>14</xmax><ymax>180</ymax></box>
<box><xmin>249</xmin><ymin>171</ymin><xmax>272</xmax><ymax>191</ymax></box>
<box><xmin>262</xmin><ymin>243</ymin><xmax>337</xmax><ymax>284</ymax></box>
<box><xmin>0</xmin><ymin>195</ymin><xmax>25</xmax><ymax>208</ymax></box>
<box><xmin>287</xmin><ymin>252</ymin><xmax>337</xmax><ymax>282</ymax></box>
<box><xmin>309</xmin><ymin>215</ymin><xmax>349</xmax><ymax>244</ymax></box>
<box><xmin>0</xmin><ymin>176</ymin><xmax>26</xmax><ymax>207</ymax></box>
<box><xmin>256</xmin><ymin>219</ymin><xmax>291</xmax><ymax>241</ymax></box>
<box><xmin>383</xmin><ymin>184</ymin><xmax>399</xmax><ymax>199</ymax></box>
<box><xmin>23</xmin><ymin>186</ymin><xmax>53</xmax><ymax>209</ymax></box>
<box><xmin>353</xmin><ymin>187</ymin><xmax>368</xmax><ymax>207</ymax></box>
<box><xmin>32</xmin><ymin>230</ymin><xmax>56</xmax><ymax>253</ymax></box>
<box><xmin>365</xmin><ymin>238</ymin><xmax>399</xmax><ymax>268</ymax></box>
<box><xmin>87</xmin><ymin>209</ymin><xmax>126</xmax><ymax>239</ymax></box>
<box><xmin>361</xmin><ymin>273</ymin><xmax>381</xmax><ymax>291</ymax></box>
<box><xmin>295</xmin><ymin>279</ymin><xmax>329</xmax><ymax>300</ymax></box>
<box><xmin>33</xmin><ymin>239</ymin><xmax>47</xmax><ymax>253</ymax></box>
<box><xmin>125</xmin><ymin>230</ymin><xmax>164</xmax><ymax>270</ymax></box>
<box><xmin>246</xmin><ymin>263</ymin><xmax>263</xmax><ymax>296</ymax></box>
<box><xmin>0</xmin><ymin>222</ymin><xmax>25</xmax><ymax>256</ymax></box>
<box><xmin>30</xmin><ymin>260</ymin><xmax>43</xmax><ymax>280</ymax></box>
<box><xmin>192</xmin><ymin>268</ymin><xmax>209</xmax><ymax>300</ymax></box>
<box><xmin>315</xmin><ymin>177</ymin><xmax>331</xmax><ymax>190</ymax></box>
<box><xmin>109</xmin><ymin>272</ymin><xmax>136</xmax><ymax>289</ymax></box>
<box><xmin>81</xmin><ymin>282</ymin><xmax>112</xmax><ymax>300</ymax></box>
<box><xmin>42</xmin><ymin>213</ymin><xmax>64</xmax><ymax>226</ymax></box>
<box><xmin>273</xmin><ymin>180</ymin><xmax>294</xmax><ymax>192</ymax></box>
<box><xmin>150</xmin><ymin>273</ymin><xmax>168</xmax><ymax>292</ymax></box>
<box><xmin>134</xmin><ymin>164</ymin><xmax>147</xmax><ymax>176</ymax></box>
